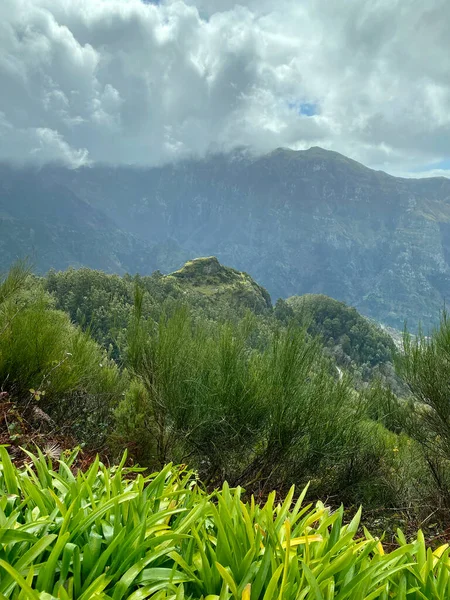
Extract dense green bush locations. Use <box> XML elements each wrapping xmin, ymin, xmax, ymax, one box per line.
<box><xmin>395</xmin><ymin>312</ymin><xmax>450</xmax><ymax>504</ymax></box>
<box><xmin>116</xmin><ymin>303</ymin><xmax>267</xmax><ymax>475</ymax></box>
<box><xmin>0</xmin><ymin>264</ymin><xmax>124</xmax><ymax>447</ymax></box>
<box><xmin>115</xmin><ymin>301</ymin><xmax>391</xmax><ymax>499</ymax></box>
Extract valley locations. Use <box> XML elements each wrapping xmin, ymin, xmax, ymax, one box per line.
<box><xmin>3</xmin><ymin>147</ymin><xmax>450</xmax><ymax>330</ymax></box>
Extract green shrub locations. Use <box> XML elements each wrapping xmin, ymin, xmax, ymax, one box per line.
<box><xmin>0</xmin><ymin>264</ymin><xmax>124</xmax><ymax>447</ymax></box>
<box><xmin>118</xmin><ymin>302</ymin><xmax>373</xmax><ymax>498</ymax></box>
<box><xmin>396</xmin><ymin>312</ymin><xmax>450</xmax><ymax>505</ymax></box>
<box><xmin>117</xmin><ymin>303</ymin><xmax>266</xmax><ymax>474</ymax></box>
<box><xmin>362</xmin><ymin>380</ymin><xmax>410</xmax><ymax>435</ymax></box>
<box><xmin>112</xmin><ymin>379</ymin><xmax>155</xmax><ymax>463</ymax></box>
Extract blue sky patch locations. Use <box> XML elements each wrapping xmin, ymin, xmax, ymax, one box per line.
<box><xmin>432</xmin><ymin>159</ymin><xmax>450</xmax><ymax>170</ymax></box>
<box><xmin>299</xmin><ymin>103</ymin><xmax>317</xmax><ymax>116</ymax></box>
<box><xmin>288</xmin><ymin>101</ymin><xmax>318</xmax><ymax>117</ymax></box>
<box><xmin>414</xmin><ymin>158</ymin><xmax>450</xmax><ymax>172</ymax></box>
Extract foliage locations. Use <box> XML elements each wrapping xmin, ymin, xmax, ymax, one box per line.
<box><xmin>286</xmin><ymin>295</ymin><xmax>395</xmax><ymax>368</ymax></box>
<box><xmin>2</xmin><ymin>261</ymin><xmax>448</xmax><ymax>526</ymax></box>
<box><xmin>45</xmin><ymin>267</ymin><xmax>399</xmax><ymax>386</ymax></box>
<box><xmin>45</xmin><ymin>268</ymin><xmax>148</xmax><ymax>360</ymax></box>
<box><xmin>1</xmin><ymin>448</ymin><xmax>450</xmax><ymax>599</ymax></box>
<box><xmin>45</xmin><ymin>259</ymin><xmax>272</xmax><ymax>359</ymax></box>
<box><xmin>0</xmin><ymin>264</ymin><xmax>124</xmax><ymax>447</ymax></box>
<box><xmin>116</xmin><ymin>303</ymin><xmax>391</xmax><ymax>500</ymax></box>
<box><xmin>117</xmin><ymin>305</ymin><xmax>269</xmax><ymax>475</ymax></box>
<box><xmin>396</xmin><ymin>312</ymin><xmax>450</xmax><ymax>501</ymax></box>
<box><xmin>285</xmin><ymin>294</ymin><xmax>401</xmax><ymax>389</ymax></box>
<box><xmin>362</xmin><ymin>380</ymin><xmax>409</xmax><ymax>435</ymax></box>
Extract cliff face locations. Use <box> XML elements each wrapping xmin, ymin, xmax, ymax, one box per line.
<box><xmin>3</xmin><ymin>147</ymin><xmax>450</xmax><ymax>329</ymax></box>
<box><xmin>0</xmin><ymin>164</ymin><xmax>158</xmax><ymax>275</ymax></box>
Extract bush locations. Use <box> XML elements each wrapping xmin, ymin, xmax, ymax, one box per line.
<box><xmin>116</xmin><ymin>303</ymin><xmax>266</xmax><ymax>475</ymax></box>
<box><xmin>112</xmin><ymin>379</ymin><xmax>155</xmax><ymax>463</ymax></box>
<box><xmin>0</xmin><ymin>264</ymin><xmax>124</xmax><ymax>447</ymax></box>
<box><xmin>117</xmin><ymin>300</ymin><xmax>373</xmax><ymax>498</ymax></box>
<box><xmin>362</xmin><ymin>379</ymin><xmax>409</xmax><ymax>435</ymax></box>
<box><xmin>396</xmin><ymin>312</ymin><xmax>450</xmax><ymax>504</ymax></box>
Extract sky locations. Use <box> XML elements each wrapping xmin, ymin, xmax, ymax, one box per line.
<box><xmin>1</xmin><ymin>0</ymin><xmax>449</xmax><ymax>176</ymax></box>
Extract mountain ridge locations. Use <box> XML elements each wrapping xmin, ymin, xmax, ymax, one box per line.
<box><xmin>2</xmin><ymin>146</ymin><xmax>450</xmax><ymax>329</ymax></box>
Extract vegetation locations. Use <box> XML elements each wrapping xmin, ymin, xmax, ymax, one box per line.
<box><xmin>1</xmin><ymin>448</ymin><xmax>450</xmax><ymax>600</ymax></box>
<box><xmin>45</xmin><ymin>258</ymin><xmax>272</xmax><ymax>359</ymax></box>
<box><xmin>3</xmin><ymin>258</ymin><xmax>450</xmax><ymax>595</ymax></box>
<box><xmin>286</xmin><ymin>295</ymin><xmax>394</xmax><ymax>367</ymax></box>
<box><xmin>0</xmin><ymin>261</ymin><xmax>436</xmax><ymax>508</ymax></box>
<box><xmin>0</xmin><ymin>263</ymin><xmax>124</xmax><ymax>448</ymax></box>
<box><xmin>395</xmin><ymin>312</ymin><xmax>450</xmax><ymax>504</ymax></box>
<box><xmin>45</xmin><ymin>263</ymin><xmax>396</xmax><ymax>385</ymax></box>
<box><xmin>285</xmin><ymin>295</ymin><xmax>398</xmax><ymax>386</ymax></box>
<box><xmin>117</xmin><ymin>303</ymin><xmax>366</xmax><ymax>499</ymax></box>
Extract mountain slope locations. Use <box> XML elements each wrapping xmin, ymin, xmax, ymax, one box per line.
<box><xmin>0</xmin><ymin>165</ymin><xmax>161</xmax><ymax>275</ymax></box>
<box><xmin>286</xmin><ymin>293</ymin><xmax>395</xmax><ymax>368</ymax></box>
<box><xmin>283</xmin><ymin>293</ymin><xmax>404</xmax><ymax>390</ymax></box>
<box><xmin>3</xmin><ymin>148</ymin><xmax>450</xmax><ymax>328</ymax></box>
<box><xmin>45</xmin><ymin>257</ymin><xmax>272</xmax><ymax>358</ymax></box>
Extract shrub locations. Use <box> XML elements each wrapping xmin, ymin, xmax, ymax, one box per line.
<box><xmin>118</xmin><ymin>302</ymin><xmax>266</xmax><ymax>475</ymax></box>
<box><xmin>0</xmin><ymin>264</ymin><xmax>124</xmax><ymax>447</ymax></box>
<box><xmin>396</xmin><ymin>312</ymin><xmax>450</xmax><ymax>504</ymax></box>
<box><xmin>118</xmin><ymin>301</ymin><xmax>371</xmax><ymax>498</ymax></box>
<box><xmin>112</xmin><ymin>379</ymin><xmax>155</xmax><ymax>464</ymax></box>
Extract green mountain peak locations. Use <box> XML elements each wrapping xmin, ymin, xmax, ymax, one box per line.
<box><xmin>165</xmin><ymin>256</ymin><xmax>272</xmax><ymax>313</ymax></box>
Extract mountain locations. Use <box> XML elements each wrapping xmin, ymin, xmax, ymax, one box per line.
<box><xmin>0</xmin><ymin>164</ymin><xmax>160</xmax><ymax>275</ymax></box>
<box><xmin>3</xmin><ymin>147</ymin><xmax>450</xmax><ymax>328</ymax></box>
<box><xmin>286</xmin><ymin>293</ymin><xmax>395</xmax><ymax>368</ymax></box>
<box><xmin>45</xmin><ymin>256</ymin><xmax>272</xmax><ymax>359</ymax></box>
<box><xmin>284</xmin><ymin>293</ymin><xmax>404</xmax><ymax>390</ymax></box>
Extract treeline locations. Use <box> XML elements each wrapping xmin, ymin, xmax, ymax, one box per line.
<box><xmin>2</xmin><ymin>263</ymin><xmax>450</xmax><ymax>526</ymax></box>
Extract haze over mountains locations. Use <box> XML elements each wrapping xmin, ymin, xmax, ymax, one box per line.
<box><xmin>2</xmin><ymin>146</ymin><xmax>450</xmax><ymax>329</ymax></box>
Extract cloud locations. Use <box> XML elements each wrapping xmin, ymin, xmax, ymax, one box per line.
<box><xmin>0</xmin><ymin>0</ymin><xmax>449</xmax><ymax>174</ymax></box>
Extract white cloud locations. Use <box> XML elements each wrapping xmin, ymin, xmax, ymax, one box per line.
<box><xmin>0</xmin><ymin>0</ymin><xmax>449</xmax><ymax>174</ymax></box>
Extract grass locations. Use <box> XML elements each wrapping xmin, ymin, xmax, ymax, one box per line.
<box><xmin>0</xmin><ymin>447</ymin><xmax>450</xmax><ymax>599</ymax></box>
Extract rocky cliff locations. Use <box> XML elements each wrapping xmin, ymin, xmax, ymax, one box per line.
<box><xmin>3</xmin><ymin>147</ymin><xmax>450</xmax><ymax>329</ymax></box>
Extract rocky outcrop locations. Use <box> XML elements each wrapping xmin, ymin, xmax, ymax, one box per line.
<box><xmin>165</xmin><ymin>256</ymin><xmax>272</xmax><ymax>314</ymax></box>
